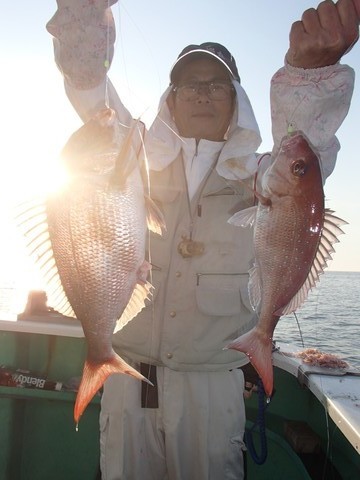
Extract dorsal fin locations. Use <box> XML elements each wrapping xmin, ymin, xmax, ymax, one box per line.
<box><xmin>277</xmin><ymin>209</ymin><xmax>347</xmax><ymax>316</ymax></box>
<box><xmin>14</xmin><ymin>197</ymin><xmax>75</xmax><ymax>317</ymax></box>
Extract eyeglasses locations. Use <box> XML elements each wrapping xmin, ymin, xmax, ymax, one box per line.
<box><xmin>172</xmin><ymin>81</ymin><xmax>235</xmax><ymax>101</ymax></box>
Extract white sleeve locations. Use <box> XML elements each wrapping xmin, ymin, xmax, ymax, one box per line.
<box><xmin>64</xmin><ymin>78</ymin><xmax>132</xmax><ymax>125</ymax></box>
<box><xmin>270</xmin><ymin>62</ymin><xmax>355</xmax><ymax>180</ymax></box>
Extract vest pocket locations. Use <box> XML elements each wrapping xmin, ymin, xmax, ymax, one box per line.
<box><xmin>195</xmin><ymin>273</ymin><xmax>253</xmax><ymax>315</ymax></box>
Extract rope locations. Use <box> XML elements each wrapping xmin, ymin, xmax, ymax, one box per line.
<box><xmin>245</xmin><ymin>378</ymin><xmax>269</xmax><ymax>465</ymax></box>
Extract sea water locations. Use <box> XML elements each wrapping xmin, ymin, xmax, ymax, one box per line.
<box><xmin>0</xmin><ymin>271</ymin><xmax>359</xmax><ymax>368</ymax></box>
<box><xmin>275</xmin><ymin>271</ymin><xmax>360</xmax><ymax>369</ymax></box>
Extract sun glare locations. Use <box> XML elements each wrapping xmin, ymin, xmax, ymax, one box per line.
<box><xmin>0</xmin><ymin>55</ymin><xmax>84</xmax><ymax>320</ymax></box>
<box><xmin>1</xmin><ymin>126</ymin><xmax>71</xmax><ymax>319</ymax></box>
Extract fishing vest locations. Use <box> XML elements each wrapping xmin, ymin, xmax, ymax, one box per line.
<box><xmin>112</xmin><ymin>153</ymin><xmax>258</xmax><ymax>371</ymax></box>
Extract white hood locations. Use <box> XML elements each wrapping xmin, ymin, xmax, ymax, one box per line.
<box><xmin>146</xmin><ymin>80</ymin><xmax>262</xmax><ymax>181</ymax></box>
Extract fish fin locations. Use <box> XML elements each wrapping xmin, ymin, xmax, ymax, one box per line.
<box><xmin>228</xmin><ymin>206</ymin><xmax>257</xmax><ymax>227</ymax></box>
<box><xmin>248</xmin><ymin>263</ymin><xmax>262</xmax><ymax>312</ymax></box>
<box><xmin>74</xmin><ymin>353</ymin><xmax>150</xmax><ymax>425</ymax></box>
<box><xmin>145</xmin><ymin>196</ymin><xmax>166</xmax><ymax>235</ymax></box>
<box><xmin>254</xmin><ymin>192</ymin><xmax>272</xmax><ymax>207</ymax></box>
<box><xmin>110</xmin><ymin>118</ymin><xmax>141</xmax><ymax>188</ymax></box>
<box><xmin>226</xmin><ymin>327</ymin><xmax>274</xmax><ymax>397</ymax></box>
<box><xmin>278</xmin><ymin>208</ymin><xmax>347</xmax><ymax>316</ymax></box>
<box><xmin>14</xmin><ymin>197</ymin><xmax>75</xmax><ymax>317</ymax></box>
<box><xmin>114</xmin><ymin>280</ymin><xmax>153</xmax><ymax>333</ymax></box>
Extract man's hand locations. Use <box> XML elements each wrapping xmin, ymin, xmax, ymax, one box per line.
<box><xmin>286</xmin><ymin>0</ymin><xmax>360</xmax><ymax>68</ymax></box>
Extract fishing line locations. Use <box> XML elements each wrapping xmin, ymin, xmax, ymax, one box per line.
<box><xmin>293</xmin><ymin>311</ymin><xmax>305</xmax><ymax>348</ymax></box>
<box><xmin>111</xmin><ymin>1</ymin><xmax>164</xmax><ymax>125</ymax></box>
<box><xmin>137</xmin><ymin>121</ymin><xmax>151</xmax><ymax>199</ymax></box>
<box><xmin>104</xmin><ymin>1</ymin><xmax>111</xmax><ymax>107</ymax></box>
<box><xmin>157</xmin><ymin>115</ymin><xmax>186</xmax><ymax>144</ymax></box>
<box><xmin>311</xmin><ymin>282</ymin><xmax>333</xmax><ymax>478</ymax></box>
<box><xmin>115</xmin><ymin>1</ymin><xmax>163</xmax><ymax>96</ymax></box>
<box><xmin>109</xmin><ymin>2</ymin><xmax>182</xmax><ymax>139</ymax></box>
<box><xmin>112</xmin><ymin>1</ymin><xmax>129</xmax><ymax>96</ymax></box>
<box><xmin>286</xmin><ymin>91</ymin><xmax>310</xmax><ymax>134</ymax></box>
<box><xmin>109</xmin><ymin>3</ymin><xmax>162</xmax><ymax>430</ymax></box>
<box><xmin>274</xmin><ymin>342</ymin><xmax>340</xmax><ymax>479</ymax></box>
<box><xmin>136</xmin><ymin>122</ymin><xmax>158</xmax><ymax>388</ymax></box>
<box><xmin>277</xmin><ymin>302</ymin><xmax>341</xmax><ymax>479</ymax></box>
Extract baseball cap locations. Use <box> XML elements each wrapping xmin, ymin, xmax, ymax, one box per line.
<box><xmin>170</xmin><ymin>42</ymin><xmax>240</xmax><ymax>83</ymax></box>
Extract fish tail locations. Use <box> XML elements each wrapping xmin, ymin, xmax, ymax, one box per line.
<box><xmin>74</xmin><ymin>353</ymin><xmax>149</xmax><ymax>425</ymax></box>
<box><xmin>226</xmin><ymin>328</ymin><xmax>274</xmax><ymax>397</ymax></box>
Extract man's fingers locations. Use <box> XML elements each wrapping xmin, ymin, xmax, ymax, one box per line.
<box><xmin>301</xmin><ymin>8</ymin><xmax>322</xmax><ymax>34</ymax></box>
<box><xmin>287</xmin><ymin>0</ymin><xmax>359</xmax><ymax>68</ymax></box>
<box><xmin>317</xmin><ymin>0</ymin><xmax>342</xmax><ymax>29</ymax></box>
<box><xmin>336</xmin><ymin>0</ymin><xmax>360</xmax><ymax>53</ymax></box>
<box><xmin>336</xmin><ymin>0</ymin><xmax>360</xmax><ymax>36</ymax></box>
<box><xmin>353</xmin><ymin>0</ymin><xmax>360</xmax><ymax>18</ymax></box>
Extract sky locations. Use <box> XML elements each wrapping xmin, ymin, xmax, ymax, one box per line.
<box><xmin>0</xmin><ymin>0</ymin><xmax>359</xmax><ymax>309</ymax></box>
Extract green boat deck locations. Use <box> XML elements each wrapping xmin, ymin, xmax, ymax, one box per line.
<box><xmin>0</xmin><ymin>325</ymin><xmax>100</xmax><ymax>479</ymax></box>
<box><xmin>0</xmin><ymin>320</ymin><xmax>359</xmax><ymax>479</ymax></box>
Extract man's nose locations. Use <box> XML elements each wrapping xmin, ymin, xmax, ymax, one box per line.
<box><xmin>195</xmin><ymin>85</ymin><xmax>211</xmax><ymax>101</ymax></box>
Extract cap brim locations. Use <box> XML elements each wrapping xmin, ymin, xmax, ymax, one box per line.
<box><xmin>170</xmin><ymin>49</ymin><xmax>236</xmax><ymax>83</ymax></box>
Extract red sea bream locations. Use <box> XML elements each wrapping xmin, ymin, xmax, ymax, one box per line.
<box><xmin>227</xmin><ymin>132</ymin><xmax>346</xmax><ymax>397</ymax></box>
<box><xmin>18</xmin><ymin>108</ymin><xmax>165</xmax><ymax>425</ymax></box>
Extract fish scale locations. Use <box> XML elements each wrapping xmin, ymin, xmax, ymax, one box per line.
<box><xmin>227</xmin><ymin>132</ymin><xmax>346</xmax><ymax>397</ymax></box>
<box><xmin>18</xmin><ymin>108</ymin><xmax>165</xmax><ymax>425</ymax></box>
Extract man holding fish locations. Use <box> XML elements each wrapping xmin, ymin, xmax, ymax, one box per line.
<box><xmin>46</xmin><ymin>0</ymin><xmax>359</xmax><ymax>478</ymax></box>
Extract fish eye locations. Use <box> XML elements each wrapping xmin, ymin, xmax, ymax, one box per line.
<box><xmin>291</xmin><ymin>159</ymin><xmax>306</xmax><ymax>177</ymax></box>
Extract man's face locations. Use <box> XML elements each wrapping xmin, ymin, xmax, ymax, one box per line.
<box><xmin>167</xmin><ymin>58</ymin><xmax>235</xmax><ymax>142</ymax></box>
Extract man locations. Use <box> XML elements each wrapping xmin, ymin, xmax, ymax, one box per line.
<box><xmin>47</xmin><ymin>1</ymin><xmax>359</xmax><ymax>478</ymax></box>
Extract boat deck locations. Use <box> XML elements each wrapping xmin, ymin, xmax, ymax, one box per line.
<box><xmin>273</xmin><ymin>342</ymin><xmax>360</xmax><ymax>456</ymax></box>
<box><xmin>0</xmin><ymin>318</ymin><xmax>359</xmax><ymax>479</ymax></box>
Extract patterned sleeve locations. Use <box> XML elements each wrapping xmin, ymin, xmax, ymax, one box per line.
<box><xmin>270</xmin><ymin>62</ymin><xmax>355</xmax><ymax>180</ymax></box>
<box><xmin>46</xmin><ymin>0</ymin><xmax>117</xmax><ymax>90</ymax></box>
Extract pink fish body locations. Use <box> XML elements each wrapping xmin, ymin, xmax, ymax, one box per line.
<box><xmin>19</xmin><ymin>108</ymin><xmax>164</xmax><ymax>424</ymax></box>
<box><xmin>227</xmin><ymin>132</ymin><xmax>346</xmax><ymax>396</ymax></box>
